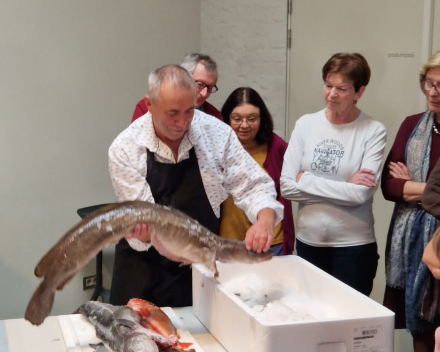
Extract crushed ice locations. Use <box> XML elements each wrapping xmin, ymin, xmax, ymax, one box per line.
<box><xmin>222</xmin><ymin>273</ymin><xmax>332</xmax><ymax>324</ymax></box>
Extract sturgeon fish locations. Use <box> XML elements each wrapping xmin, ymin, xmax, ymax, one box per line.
<box><xmin>25</xmin><ymin>201</ymin><xmax>272</xmax><ymax>325</ymax></box>
<box><xmin>79</xmin><ymin>301</ymin><xmax>173</xmax><ymax>352</ymax></box>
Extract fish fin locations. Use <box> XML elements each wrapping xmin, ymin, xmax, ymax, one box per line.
<box><xmin>90</xmin><ymin>342</ymin><xmax>112</xmax><ymax>352</ymax></box>
<box><xmin>72</xmin><ymin>304</ymin><xmax>85</xmax><ymax>315</ymax></box>
<box><xmin>213</xmin><ymin>261</ymin><xmax>218</xmax><ymax>277</ymax></box>
<box><xmin>116</xmin><ymin>318</ymin><xmax>137</xmax><ymax>329</ymax></box>
<box><xmin>203</xmin><ymin>258</ymin><xmax>219</xmax><ymax>277</ymax></box>
<box><xmin>24</xmin><ymin>280</ymin><xmax>55</xmax><ymax>326</ymax></box>
<box><xmin>126</xmin><ymin>298</ymin><xmax>152</xmax><ymax>317</ymax></box>
<box><xmin>95</xmin><ymin>328</ymin><xmax>106</xmax><ymax>340</ymax></box>
<box><xmin>56</xmin><ymin>274</ymin><xmax>75</xmax><ymax>290</ymax></box>
<box><xmin>89</xmin><ymin>342</ymin><xmax>105</xmax><ymax>348</ymax></box>
<box><xmin>177</xmin><ymin>341</ymin><xmax>193</xmax><ymax>349</ymax></box>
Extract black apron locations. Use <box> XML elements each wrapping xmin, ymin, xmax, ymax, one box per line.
<box><xmin>110</xmin><ymin>148</ymin><xmax>219</xmax><ymax>307</ymax></box>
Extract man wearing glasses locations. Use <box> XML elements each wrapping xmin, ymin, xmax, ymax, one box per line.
<box><xmin>131</xmin><ymin>53</ymin><xmax>223</xmax><ymax>122</ymax></box>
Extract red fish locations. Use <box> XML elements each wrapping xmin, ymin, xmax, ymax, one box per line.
<box><xmin>127</xmin><ymin>298</ymin><xmax>192</xmax><ymax>351</ymax></box>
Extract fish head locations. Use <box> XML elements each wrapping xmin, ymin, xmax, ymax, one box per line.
<box><xmin>74</xmin><ymin>304</ymin><xmax>86</xmax><ymax>315</ymax></box>
<box><xmin>216</xmin><ymin>242</ymin><xmax>273</xmax><ymax>264</ymax></box>
<box><xmin>121</xmin><ymin>335</ymin><xmax>158</xmax><ymax>352</ymax></box>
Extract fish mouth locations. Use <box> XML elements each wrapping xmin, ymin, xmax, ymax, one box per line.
<box><xmin>216</xmin><ymin>244</ymin><xmax>273</xmax><ymax>264</ymax></box>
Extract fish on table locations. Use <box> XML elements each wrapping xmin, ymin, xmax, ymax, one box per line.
<box><xmin>127</xmin><ymin>298</ymin><xmax>193</xmax><ymax>351</ymax></box>
<box><xmin>78</xmin><ymin>301</ymin><xmax>175</xmax><ymax>352</ymax></box>
<box><xmin>127</xmin><ymin>298</ymin><xmax>178</xmax><ymax>339</ymax></box>
<box><xmin>25</xmin><ymin>201</ymin><xmax>273</xmax><ymax>326</ymax></box>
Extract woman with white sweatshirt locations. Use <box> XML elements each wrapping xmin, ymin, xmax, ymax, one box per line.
<box><xmin>281</xmin><ymin>53</ymin><xmax>387</xmax><ymax>296</ymax></box>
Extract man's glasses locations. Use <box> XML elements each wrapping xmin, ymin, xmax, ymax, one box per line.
<box><xmin>425</xmin><ymin>80</ymin><xmax>440</xmax><ymax>93</ymax></box>
<box><xmin>195</xmin><ymin>81</ymin><xmax>218</xmax><ymax>94</ymax></box>
<box><xmin>230</xmin><ymin>115</ymin><xmax>260</xmax><ymax>125</ymax></box>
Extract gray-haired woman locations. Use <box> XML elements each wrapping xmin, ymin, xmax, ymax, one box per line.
<box><xmin>382</xmin><ymin>50</ymin><xmax>440</xmax><ymax>352</ymax></box>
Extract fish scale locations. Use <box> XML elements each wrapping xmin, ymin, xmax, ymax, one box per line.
<box><xmin>25</xmin><ymin>201</ymin><xmax>272</xmax><ymax>326</ymax></box>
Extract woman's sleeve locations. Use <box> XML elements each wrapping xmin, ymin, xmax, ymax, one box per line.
<box><xmin>280</xmin><ymin>119</ymin><xmax>325</xmax><ymax>204</ymax></box>
<box><xmin>381</xmin><ymin>116</ymin><xmax>415</xmax><ymax>202</ymax></box>
<box><xmin>422</xmin><ymin>158</ymin><xmax>440</xmax><ymax>219</ymax></box>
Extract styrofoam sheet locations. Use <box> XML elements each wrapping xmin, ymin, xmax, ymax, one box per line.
<box><xmin>193</xmin><ymin>255</ymin><xmax>395</xmax><ymax>352</ymax></box>
<box><xmin>1</xmin><ymin>317</ymin><xmax>66</xmax><ymax>352</ymax></box>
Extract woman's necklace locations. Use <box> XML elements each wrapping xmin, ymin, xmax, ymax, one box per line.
<box><xmin>433</xmin><ymin>122</ymin><xmax>440</xmax><ymax>135</ymax></box>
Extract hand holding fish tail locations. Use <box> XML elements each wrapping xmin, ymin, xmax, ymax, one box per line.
<box><xmin>216</xmin><ymin>240</ymin><xmax>273</xmax><ymax>267</ymax></box>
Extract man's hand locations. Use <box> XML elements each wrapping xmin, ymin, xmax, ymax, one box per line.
<box><xmin>245</xmin><ymin>208</ymin><xmax>275</xmax><ymax>253</ymax></box>
<box><xmin>388</xmin><ymin>161</ymin><xmax>411</xmax><ymax>180</ymax></box>
<box><xmin>348</xmin><ymin>168</ymin><xmax>377</xmax><ymax>187</ymax></box>
<box><xmin>125</xmin><ymin>223</ymin><xmax>152</xmax><ymax>243</ymax></box>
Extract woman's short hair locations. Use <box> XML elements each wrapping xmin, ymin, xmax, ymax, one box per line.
<box><xmin>221</xmin><ymin>87</ymin><xmax>274</xmax><ymax>146</ymax></box>
<box><xmin>419</xmin><ymin>51</ymin><xmax>440</xmax><ymax>93</ymax></box>
<box><xmin>322</xmin><ymin>53</ymin><xmax>371</xmax><ymax>92</ymax></box>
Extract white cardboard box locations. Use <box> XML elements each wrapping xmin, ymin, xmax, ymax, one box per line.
<box><xmin>192</xmin><ymin>255</ymin><xmax>394</xmax><ymax>352</ymax></box>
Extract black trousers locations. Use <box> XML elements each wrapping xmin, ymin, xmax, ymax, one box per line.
<box><xmin>296</xmin><ymin>240</ymin><xmax>379</xmax><ymax>296</ymax></box>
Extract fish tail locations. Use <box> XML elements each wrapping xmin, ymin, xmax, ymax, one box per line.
<box><xmin>24</xmin><ymin>280</ymin><xmax>55</xmax><ymax>326</ymax></box>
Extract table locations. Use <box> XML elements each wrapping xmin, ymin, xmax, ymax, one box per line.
<box><xmin>0</xmin><ymin>307</ymin><xmax>226</xmax><ymax>352</ymax></box>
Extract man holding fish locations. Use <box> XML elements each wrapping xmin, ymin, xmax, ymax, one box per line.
<box><xmin>108</xmin><ymin>64</ymin><xmax>283</xmax><ymax>307</ymax></box>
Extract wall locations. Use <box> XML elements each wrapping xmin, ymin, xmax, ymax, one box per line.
<box><xmin>200</xmin><ymin>0</ymin><xmax>288</xmax><ymax>138</ymax></box>
<box><xmin>0</xmin><ymin>0</ymin><xmax>200</xmax><ymax>319</ymax></box>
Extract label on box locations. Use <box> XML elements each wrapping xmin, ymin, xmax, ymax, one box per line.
<box><xmin>352</xmin><ymin>324</ymin><xmax>386</xmax><ymax>352</ymax></box>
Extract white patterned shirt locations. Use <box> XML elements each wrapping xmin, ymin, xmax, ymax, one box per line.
<box><xmin>109</xmin><ymin>110</ymin><xmax>283</xmax><ymax>250</ymax></box>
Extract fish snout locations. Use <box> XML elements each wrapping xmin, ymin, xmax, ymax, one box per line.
<box><xmin>73</xmin><ymin>304</ymin><xmax>86</xmax><ymax>315</ymax></box>
<box><xmin>248</xmin><ymin>248</ymin><xmax>273</xmax><ymax>262</ymax></box>
<box><xmin>216</xmin><ymin>243</ymin><xmax>273</xmax><ymax>263</ymax></box>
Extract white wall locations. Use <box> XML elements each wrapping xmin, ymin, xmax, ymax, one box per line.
<box><xmin>201</xmin><ymin>0</ymin><xmax>288</xmax><ymax>138</ymax></box>
<box><xmin>0</xmin><ymin>0</ymin><xmax>200</xmax><ymax>319</ymax></box>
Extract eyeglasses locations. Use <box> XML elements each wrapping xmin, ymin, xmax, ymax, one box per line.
<box><xmin>424</xmin><ymin>80</ymin><xmax>440</xmax><ymax>93</ymax></box>
<box><xmin>230</xmin><ymin>115</ymin><xmax>260</xmax><ymax>125</ymax></box>
<box><xmin>195</xmin><ymin>81</ymin><xmax>218</xmax><ymax>94</ymax></box>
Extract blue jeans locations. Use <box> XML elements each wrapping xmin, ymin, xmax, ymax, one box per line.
<box><xmin>296</xmin><ymin>240</ymin><xmax>379</xmax><ymax>296</ymax></box>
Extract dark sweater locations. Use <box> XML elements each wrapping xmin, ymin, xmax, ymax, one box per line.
<box><xmin>381</xmin><ymin>112</ymin><xmax>440</xmax><ymax>203</ymax></box>
<box><xmin>264</xmin><ymin>133</ymin><xmax>295</xmax><ymax>254</ymax></box>
<box><xmin>422</xmin><ymin>157</ymin><xmax>440</xmax><ymax>219</ymax></box>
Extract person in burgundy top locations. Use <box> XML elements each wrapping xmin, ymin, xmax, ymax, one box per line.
<box><xmin>382</xmin><ymin>50</ymin><xmax>440</xmax><ymax>352</ymax></box>
<box><xmin>131</xmin><ymin>53</ymin><xmax>223</xmax><ymax>122</ymax></box>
